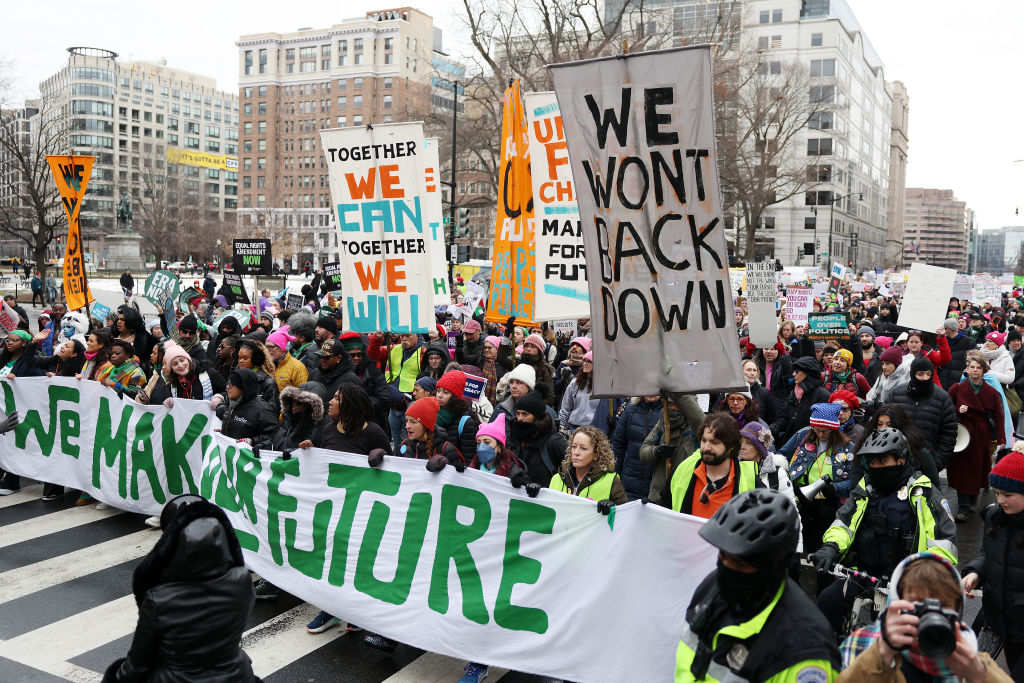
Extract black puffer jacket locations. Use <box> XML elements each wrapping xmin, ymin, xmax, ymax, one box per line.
<box><xmin>891</xmin><ymin>380</ymin><xmax>958</xmax><ymax>469</ymax></box>
<box><xmin>102</xmin><ymin>500</ymin><xmax>256</xmax><ymax>683</ymax></box>
<box><xmin>505</xmin><ymin>414</ymin><xmax>567</xmax><ymax>487</ymax></box>
<box><xmin>777</xmin><ymin>358</ymin><xmax>829</xmax><ymax>442</ymax></box>
<box><xmin>611</xmin><ymin>398</ymin><xmax>663</xmax><ymax>501</ymax></box>
<box><xmin>938</xmin><ymin>332</ymin><xmax>974</xmax><ymax>390</ymax></box>
<box><xmin>272</xmin><ymin>382</ymin><xmax>329</xmax><ymax>450</ymax></box>
<box><xmin>216</xmin><ymin>368</ymin><xmax>278</xmax><ymax>449</ymax></box>
<box><xmin>964</xmin><ymin>505</ymin><xmax>1024</xmax><ymax>641</ymax></box>
<box><xmin>307</xmin><ymin>353</ymin><xmax>362</xmax><ymax>400</ymax></box>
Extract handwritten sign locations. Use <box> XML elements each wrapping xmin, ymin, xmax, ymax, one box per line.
<box><xmin>90</xmin><ymin>302</ymin><xmax>111</xmax><ymax>324</ymax></box>
<box><xmin>785</xmin><ymin>287</ymin><xmax>812</xmax><ymax>324</ymax></box>
<box><xmin>745</xmin><ymin>262</ymin><xmax>778</xmax><ymax>348</ymax></box>
<box><xmin>897</xmin><ymin>263</ymin><xmax>956</xmax><ymax>332</ymax></box>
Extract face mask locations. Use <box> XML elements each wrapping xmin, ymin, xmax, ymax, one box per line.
<box><xmin>715</xmin><ymin>558</ymin><xmax>776</xmax><ymax>605</ymax></box>
<box><xmin>476</xmin><ymin>443</ymin><xmax>497</xmax><ymax>465</ymax></box>
<box><xmin>867</xmin><ymin>462</ymin><xmax>911</xmax><ymax>494</ymax></box>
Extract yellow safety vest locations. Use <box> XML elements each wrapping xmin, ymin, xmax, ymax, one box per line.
<box><xmin>549</xmin><ymin>470</ymin><xmax>618</xmax><ymax>501</ymax></box>
<box><xmin>669</xmin><ymin>451</ymin><xmax>759</xmax><ymax>514</ymax></box>
<box><xmin>386</xmin><ymin>343</ymin><xmax>422</xmax><ymax>393</ymax></box>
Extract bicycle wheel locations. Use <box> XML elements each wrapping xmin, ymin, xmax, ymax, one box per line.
<box><xmin>972</xmin><ymin>607</ymin><xmax>1004</xmax><ymax>658</ymax></box>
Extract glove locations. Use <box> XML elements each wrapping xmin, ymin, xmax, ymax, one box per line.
<box><xmin>510</xmin><ymin>472</ymin><xmax>527</xmax><ymax>489</ymax></box>
<box><xmin>525</xmin><ymin>482</ymin><xmax>542</xmax><ymax>498</ymax></box>
<box><xmin>0</xmin><ymin>410</ymin><xmax>18</xmax><ymax>434</ymax></box>
<box><xmin>281</xmin><ymin>448</ymin><xmax>294</xmax><ymax>461</ymax></box>
<box><xmin>453</xmin><ymin>460</ymin><xmax>466</xmax><ymax>473</ymax></box>
<box><xmin>597</xmin><ymin>500</ymin><xmax>614</xmax><ymax>516</ymax></box>
<box><xmin>654</xmin><ymin>444</ymin><xmax>674</xmax><ymax>459</ymax></box>
<box><xmin>368</xmin><ymin>448</ymin><xmax>387</xmax><ymax>468</ymax></box>
<box><xmin>559</xmin><ymin>365</ymin><xmax>572</xmax><ymax>379</ymax></box>
<box><xmin>425</xmin><ymin>455</ymin><xmax>448</xmax><ymax>472</ymax></box>
<box><xmin>505</xmin><ymin>316</ymin><xmax>516</xmax><ymax>334</ymax></box>
<box><xmin>809</xmin><ymin>543</ymin><xmax>839</xmax><ymax>573</ymax></box>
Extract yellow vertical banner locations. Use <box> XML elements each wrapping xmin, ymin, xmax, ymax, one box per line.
<box><xmin>485</xmin><ymin>79</ymin><xmax>536</xmax><ymax>326</ymax></box>
<box><xmin>46</xmin><ymin>155</ymin><xmax>95</xmax><ymax>311</ymax></box>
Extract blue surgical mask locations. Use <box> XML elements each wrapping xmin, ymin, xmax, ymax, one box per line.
<box><xmin>476</xmin><ymin>443</ymin><xmax>497</xmax><ymax>465</ymax></box>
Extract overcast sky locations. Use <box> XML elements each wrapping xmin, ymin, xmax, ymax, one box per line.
<box><xmin>4</xmin><ymin>0</ymin><xmax>1022</xmax><ymax>231</ymax></box>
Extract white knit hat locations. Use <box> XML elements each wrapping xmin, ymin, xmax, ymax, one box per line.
<box><xmin>505</xmin><ymin>363</ymin><xmax>536</xmax><ymax>390</ymax></box>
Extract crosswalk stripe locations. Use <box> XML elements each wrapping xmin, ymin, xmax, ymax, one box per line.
<box><xmin>0</xmin><ymin>484</ymin><xmax>43</xmax><ymax>509</ymax></box>
<box><xmin>383</xmin><ymin>652</ymin><xmax>510</xmax><ymax>683</ymax></box>
<box><xmin>0</xmin><ymin>504</ymin><xmax>124</xmax><ymax>549</ymax></box>
<box><xmin>0</xmin><ymin>595</ymin><xmax>137</xmax><ymax>663</ymax></box>
<box><xmin>0</xmin><ymin>530</ymin><xmax>157</xmax><ymax>605</ymax></box>
<box><xmin>242</xmin><ymin>603</ymin><xmax>348</xmax><ymax>678</ymax></box>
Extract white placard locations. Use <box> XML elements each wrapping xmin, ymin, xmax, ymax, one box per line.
<box><xmin>897</xmin><ymin>262</ymin><xmax>957</xmax><ymax>331</ymax></box>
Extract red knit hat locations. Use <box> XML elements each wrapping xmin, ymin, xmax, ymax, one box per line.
<box><xmin>405</xmin><ymin>396</ymin><xmax>440</xmax><ymax>432</ymax></box>
<box><xmin>436</xmin><ymin>370</ymin><xmax>466</xmax><ymax>400</ymax></box>
<box><xmin>991</xmin><ymin>448</ymin><xmax>1024</xmax><ymax>494</ymax></box>
<box><xmin>829</xmin><ymin>389</ymin><xmax>859</xmax><ymax>410</ymax></box>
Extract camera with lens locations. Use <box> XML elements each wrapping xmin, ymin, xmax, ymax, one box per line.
<box><xmin>900</xmin><ymin>597</ymin><xmax>960</xmax><ymax>658</ymax></box>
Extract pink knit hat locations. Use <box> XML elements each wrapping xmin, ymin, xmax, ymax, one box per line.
<box><xmin>484</xmin><ymin>335</ymin><xmax>502</xmax><ymax>349</ymax></box>
<box><xmin>162</xmin><ymin>342</ymin><xmax>192</xmax><ymax>374</ymax></box>
<box><xmin>524</xmin><ymin>333</ymin><xmax>546</xmax><ymax>354</ymax></box>
<box><xmin>569</xmin><ymin>336</ymin><xmax>592</xmax><ymax>354</ymax></box>
<box><xmin>266</xmin><ymin>326</ymin><xmax>295</xmax><ymax>351</ymax></box>
<box><xmin>476</xmin><ymin>412</ymin><xmax>507</xmax><ymax>446</ymax></box>
<box><xmin>987</xmin><ymin>331</ymin><xmax>1007</xmax><ymax>346</ymax></box>
<box><xmin>874</xmin><ymin>335</ymin><xmax>893</xmax><ymax>349</ymax></box>
<box><xmin>583</xmin><ymin>350</ymin><xmax>593</xmax><ymax>362</ymax></box>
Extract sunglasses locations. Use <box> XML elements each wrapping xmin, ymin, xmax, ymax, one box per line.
<box><xmin>699</xmin><ymin>473</ymin><xmax>733</xmax><ymax>506</ymax></box>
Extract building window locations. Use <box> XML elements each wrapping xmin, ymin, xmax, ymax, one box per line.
<box><xmin>772</xmin><ymin>9</ymin><xmax>782</xmax><ymax>22</ymax></box>
<box><xmin>258</xmin><ymin>85</ymin><xmax>267</xmax><ymax>97</ymax></box>
<box><xmin>322</xmin><ymin>59</ymin><xmax>330</xmax><ymax>70</ymax></box>
<box><xmin>257</xmin><ymin>102</ymin><xmax>266</xmax><ymax>114</ymax></box>
<box><xmin>354</xmin><ymin>54</ymin><xmax>363</xmax><ymax>65</ymax></box>
<box><xmin>811</xmin><ymin>32</ymin><xmax>823</xmax><ymax>46</ymax></box>
<box><xmin>300</xmin><ymin>46</ymin><xmax>316</xmax><ymax>59</ymax></box>
<box><xmin>383</xmin><ymin>95</ymin><xmax>392</xmax><ymax>109</ymax></box>
<box><xmin>806</xmin><ymin>164</ymin><xmax>832</xmax><ymax>182</ymax></box>
<box><xmin>383</xmin><ymin>77</ymin><xmax>393</xmax><ymax>89</ymax></box>
<box><xmin>286</xmin><ymin>48</ymin><xmax>295</xmax><ymax>60</ymax></box>
<box><xmin>353</xmin><ymin>95</ymin><xmax>363</xmax><ymax>107</ymax></box>
<box><xmin>322</xmin><ymin>44</ymin><xmax>331</xmax><ymax>56</ymax></box>
<box><xmin>301</xmin><ymin>61</ymin><xmax>316</xmax><ymax>73</ymax></box>
<box><xmin>257</xmin><ymin>121</ymin><xmax>267</xmax><ymax>133</ymax></box>
<box><xmin>808</xmin><ymin>112</ymin><xmax>833</xmax><ymax>130</ymax></box>
<box><xmin>758</xmin><ymin>36</ymin><xmax>769</xmax><ymax>50</ymax></box>
<box><xmin>763</xmin><ymin>216</ymin><xmax>775</xmax><ymax>229</ymax></box>
<box><xmin>243</xmin><ymin>141</ymin><xmax>252</xmax><ymax>153</ymax></box>
<box><xmin>337</xmin><ymin>116</ymin><xmax>346</xmax><ymax>126</ymax></box>
<box><xmin>257</xmin><ymin>139</ymin><xmax>267</xmax><ymax>152</ymax></box>
<box><xmin>259</xmin><ymin>49</ymin><xmax>267</xmax><ymax>74</ymax></box>
<box><xmin>759</xmin><ymin>10</ymin><xmax>769</xmax><ymax>23</ymax></box>
<box><xmin>185</xmin><ymin>137</ymin><xmax>200</xmax><ymax>150</ymax></box>
<box><xmin>804</xmin><ymin>218</ymin><xmax>817</xmax><ymax>230</ymax></box>
<box><xmin>770</xmin><ymin>35</ymin><xmax>782</xmax><ymax>48</ymax></box>
<box><xmin>337</xmin><ymin>96</ymin><xmax>347</xmax><ymax>108</ymax></box>
<box><xmin>805</xmin><ymin>190</ymin><xmax>832</xmax><ymax>205</ymax></box>
<box><xmin>353</xmin><ymin>77</ymin><xmax>363</xmax><ymax>89</ymax></box>
<box><xmin>243</xmin><ymin>103</ymin><xmax>252</xmax><ymax>115</ymax></box>
<box><xmin>384</xmin><ymin>53</ymin><xmax>393</xmax><ymax>65</ymax></box>
<box><xmin>807</xmin><ymin>138</ymin><xmax>832</xmax><ymax>155</ymax></box>
<box><xmin>810</xmin><ymin>59</ymin><xmax>836</xmax><ymax>77</ymax></box>
<box><xmin>809</xmin><ymin>85</ymin><xmax>835</xmax><ymax>103</ymax></box>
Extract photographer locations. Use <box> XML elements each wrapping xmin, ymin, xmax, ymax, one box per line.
<box><xmin>838</xmin><ymin>554</ymin><xmax>1010</xmax><ymax>682</ymax></box>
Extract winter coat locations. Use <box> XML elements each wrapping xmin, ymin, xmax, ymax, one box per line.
<box><xmin>102</xmin><ymin>501</ymin><xmax>256</xmax><ymax>683</ymax></box>
<box><xmin>550</xmin><ymin>462</ymin><xmax>628</xmax><ymax>505</ymax></box>
<box><xmin>981</xmin><ymin>344</ymin><xmax>1016</xmax><ymax>385</ymax></box>
<box><xmin>272</xmin><ymin>382</ymin><xmax>330</xmax><ymax>450</ymax></box>
<box><xmin>756</xmin><ymin>353</ymin><xmax>793</xmax><ymax>429</ymax></box>
<box><xmin>821</xmin><ymin>369</ymin><xmax>871</xmax><ymax>397</ymax></box>
<box><xmin>964</xmin><ymin>505</ymin><xmax>1024</xmax><ymax>642</ymax></box>
<box><xmin>419</xmin><ymin>340</ymin><xmax>451</xmax><ymax>380</ymax></box>
<box><xmin>747</xmin><ymin>380</ymin><xmax>776</xmax><ymax>427</ymax></box>
<box><xmin>611</xmin><ymin>398</ymin><xmax>663</xmax><ymax>501</ymax></box>
<box><xmin>215</xmin><ymin>368</ymin><xmax>278</xmax><ymax>449</ymax></box>
<box><xmin>1011</xmin><ymin>345</ymin><xmax>1024</xmax><ymax>393</ymax></box>
<box><xmin>353</xmin><ymin>357</ymin><xmax>391</xmax><ymax>430</ymax></box>
<box><xmin>272</xmin><ymin>353</ymin><xmax>309</xmax><ymax>392</ymax></box>
<box><xmin>1</xmin><ymin>343</ymin><xmax>45</xmax><ymax>378</ymax></box>
<box><xmin>861</xmin><ymin>346</ymin><xmax>883</xmax><ymax>386</ymax></box>
<box><xmin>558</xmin><ymin>377</ymin><xmax>599</xmax><ymax>429</ymax></box>
<box><xmin>938</xmin><ymin>332</ymin><xmax>974</xmax><ymax>389</ymax></box>
<box><xmin>947</xmin><ymin>379</ymin><xmax>1005</xmax><ymax>495</ymax></box>
<box><xmin>891</xmin><ymin>381</ymin><xmax>958</xmax><ymax>470</ymax></box>
<box><xmin>148</xmin><ymin>369</ymin><xmax>227</xmax><ymax>405</ymax></box>
<box><xmin>778</xmin><ymin>372</ymin><xmax>830</xmax><ymax>443</ymax></box>
<box><xmin>454</xmin><ymin>333</ymin><xmax>485</xmax><ymax>368</ymax></box>
<box><xmin>505</xmin><ymin>414</ymin><xmax>567</xmax><ymax>487</ymax></box>
<box><xmin>204</xmin><ymin>316</ymin><xmax>242</xmax><ymax>366</ymax></box>
<box><xmin>307</xmin><ymin>354</ymin><xmax>362</xmax><ymax>400</ymax></box>
<box><xmin>637</xmin><ymin>394</ymin><xmax>705</xmax><ymax>504</ymax></box>
<box><xmin>435</xmin><ymin>406</ymin><xmax>479</xmax><ymax>464</ymax></box>
<box><xmin>397</xmin><ymin>431</ymin><xmax>464</xmax><ymax>464</ymax></box>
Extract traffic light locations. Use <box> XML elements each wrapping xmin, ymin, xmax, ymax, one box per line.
<box><xmin>457</xmin><ymin>207</ymin><xmax>470</xmax><ymax>236</ymax></box>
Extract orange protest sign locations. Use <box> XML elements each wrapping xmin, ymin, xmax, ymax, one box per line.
<box><xmin>46</xmin><ymin>155</ymin><xmax>95</xmax><ymax>311</ymax></box>
<box><xmin>485</xmin><ymin>79</ymin><xmax>536</xmax><ymax>326</ymax></box>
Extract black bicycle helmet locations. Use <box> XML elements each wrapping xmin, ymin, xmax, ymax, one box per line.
<box><xmin>159</xmin><ymin>493</ymin><xmax>207</xmax><ymax>530</ymax></box>
<box><xmin>698</xmin><ymin>489</ymin><xmax>799</xmax><ymax>559</ymax></box>
<box><xmin>857</xmin><ymin>427</ymin><xmax>909</xmax><ymax>461</ymax></box>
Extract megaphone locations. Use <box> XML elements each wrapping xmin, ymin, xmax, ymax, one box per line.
<box><xmin>954</xmin><ymin>424</ymin><xmax>970</xmax><ymax>453</ymax></box>
<box><xmin>798</xmin><ymin>474</ymin><xmax>833</xmax><ymax>501</ymax></box>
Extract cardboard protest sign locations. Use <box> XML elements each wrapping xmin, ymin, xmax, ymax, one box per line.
<box><xmin>525</xmin><ymin>91</ymin><xmax>588</xmax><ymax>322</ymax></box>
<box><xmin>222</xmin><ymin>269</ymin><xmax>251</xmax><ymax>305</ymax></box>
<box><xmin>0</xmin><ymin>301</ymin><xmax>20</xmax><ymax>332</ymax></box>
<box><xmin>422</xmin><ymin>138</ymin><xmax>450</xmax><ymax>306</ymax></box>
<box><xmin>951</xmin><ymin>274</ymin><xmax>972</xmax><ymax>301</ymax></box>
<box><xmin>213</xmin><ymin>309</ymin><xmax>252</xmax><ymax>333</ymax></box>
<box><xmin>553</xmin><ymin>320</ymin><xmax>577</xmax><ymax>338</ymax></box>
<box><xmin>744</xmin><ymin>262</ymin><xmax>778</xmax><ymax>348</ymax></box>
<box><xmin>286</xmin><ymin>293</ymin><xmax>305</xmax><ymax>311</ymax></box>
<box><xmin>828</xmin><ymin>262</ymin><xmax>846</xmax><ymax>293</ymax></box>
<box><xmin>897</xmin><ymin>263</ymin><xmax>956</xmax><ymax>332</ymax></box>
<box><xmin>322</xmin><ymin>262</ymin><xmax>343</xmax><ymax>290</ymax></box>
<box><xmin>550</xmin><ymin>46</ymin><xmax>745</xmax><ymax>396</ymax></box>
<box><xmin>90</xmin><ymin>302</ymin><xmax>111</xmax><ymax>324</ymax></box>
<box><xmin>463</xmin><ymin>373</ymin><xmax>487</xmax><ymax>402</ymax></box>
<box><xmin>485</xmin><ymin>79</ymin><xmax>536</xmax><ymax>326</ymax></box>
<box><xmin>46</xmin><ymin>155</ymin><xmax>95</xmax><ymax>311</ymax></box>
<box><xmin>320</xmin><ymin>122</ymin><xmax>433</xmax><ymax>333</ymax></box>
<box><xmin>784</xmin><ymin>286</ymin><xmax>812</xmax><ymax>324</ymax></box>
<box><xmin>144</xmin><ymin>270</ymin><xmax>180</xmax><ymax>307</ymax></box>
<box><xmin>233</xmin><ymin>239</ymin><xmax>272</xmax><ymax>275</ymax></box>
<box><xmin>807</xmin><ymin>312</ymin><xmax>850</xmax><ymax>340</ymax></box>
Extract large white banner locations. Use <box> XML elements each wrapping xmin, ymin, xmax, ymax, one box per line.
<box><xmin>745</xmin><ymin>262</ymin><xmax>779</xmax><ymax>348</ymax></box>
<box><xmin>423</xmin><ymin>137</ymin><xmax>452</xmax><ymax>306</ymax></box>
<box><xmin>525</xmin><ymin>91</ymin><xmax>590</xmax><ymax>322</ymax></box>
<box><xmin>320</xmin><ymin>123</ymin><xmax>433</xmax><ymax>333</ymax></box>
<box><xmin>550</xmin><ymin>47</ymin><xmax>745</xmax><ymax>396</ymax></box>
<box><xmin>0</xmin><ymin>377</ymin><xmax>716</xmax><ymax>682</ymax></box>
<box><xmin>897</xmin><ymin>262</ymin><xmax>957</xmax><ymax>331</ymax></box>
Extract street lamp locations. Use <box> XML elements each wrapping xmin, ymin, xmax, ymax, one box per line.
<box><xmin>828</xmin><ymin>192</ymin><xmax>862</xmax><ymax>270</ymax></box>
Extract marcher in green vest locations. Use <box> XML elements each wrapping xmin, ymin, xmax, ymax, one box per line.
<box><xmin>675</xmin><ymin>490</ymin><xmax>840</xmax><ymax>682</ymax></box>
<box><xmin>550</xmin><ymin>425</ymin><xmax>628</xmax><ymax>507</ymax></box>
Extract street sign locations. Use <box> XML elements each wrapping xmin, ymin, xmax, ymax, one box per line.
<box><xmin>450</xmin><ymin>245</ymin><xmax>458</xmax><ymax>261</ymax></box>
<box><xmin>443</xmin><ymin>217</ymin><xmax>451</xmax><ymax>225</ymax></box>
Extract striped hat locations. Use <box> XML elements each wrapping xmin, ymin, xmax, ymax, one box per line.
<box><xmin>809</xmin><ymin>402</ymin><xmax>842</xmax><ymax>430</ymax></box>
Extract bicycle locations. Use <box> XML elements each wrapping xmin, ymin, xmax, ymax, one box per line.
<box><xmin>800</xmin><ymin>559</ymin><xmax>889</xmax><ymax>639</ymax></box>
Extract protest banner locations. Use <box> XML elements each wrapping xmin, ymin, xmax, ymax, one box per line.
<box><xmin>422</xmin><ymin>138</ymin><xmax>451</xmax><ymax>306</ymax></box>
<box><xmin>485</xmin><ymin>79</ymin><xmax>536</xmax><ymax>326</ymax></box>
<box><xmin>464</xmin><ymin>280</ymin><xmax>487</xmax><ymax>313</ymax></box>
<box><xmin>233</xmin><ymin>239</ymin><xmax>272</xmax><ymax>276</ymax></box>
<box><xmin>807</xmin><ymin>311</ymin><xmax>850</xmax><ymax>341</ymax></box>
<box><xmin>524</xmin><ymin>91</ymin><xmax>588</xmax><ymax>322</ymax></box>
<box><xmin>744</xmin><ymin>262</ymin><xmax>778</xmax><ymax>348</ymax></box>
<box><xmin>463</xmin><ymin>374</ymin><xmax>487</xmax><ymax>402</ymax></box>
<box><xmin>320</xmin><ymin>122</ymin><xmax>433</xmax><ymax>334</ymax></box>
<box><xmin>550</xmin><ymin>46</ymin><xmax>745</xmax><ymax>396</ymax></box>
<box><xmin>897</xmin><ymin>263</ymin><xmax>956</xmax><ymax>332</ymax></box>
<box><xmin>213</xmin><ymin>308</ymin><xmax>252</xmax><ymax>332</ymax></box>
<box><xmin>222</xmin><ymin>269</ymin><xmax>251</xmax><ymax>305</ymax></box>
<box><xmin>322</xmin><ymin>261</ymin><xmax>343</xmax><ymax>291</ymax></box>
<box><xmin>90</xmin><ymin>302</ymin><xmax>111</xmax><ymax>324</ymax></box>
<box><xmin>286</xmin><ymin>293</ymin><xmax>305</xmax><ymax>311</ymax></box>
<box><xmin>729</xmin><ymin>268</ymin><xmax>745</xmax><ymax>296</ymax></box>
<box><xmin>828</xmin><ymin>261</ymin><xmax>846</xmax><ymax>294</ymax></box>
<box><xmin>811</xmin><ymin>281</ymin><xmax>828</xmax><ymax>301</ymax></box>
<box><xmin>784</xmin><ymin>286</ymin><xmax>812</xmax><ymax>324</ymax></box>
<box><xmin>951</xmin><ymin>274</ymin><xmax>972</xmax><ymax>301</ymax></box>
<box><xmin>46</xmin><ymin>155</ymin><xmax>95</xmax><ymax>312</ymax></box>
<box><xmin>144</xmin><ymin>269</ymin><xmax>181</xmax><ymax>307</ymax></box>
<box><xmin>0</xmin><ymin>377</ymin><xmax>716</xmax><ymax>683</ymax></box>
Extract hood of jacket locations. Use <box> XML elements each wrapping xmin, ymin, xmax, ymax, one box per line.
<box><xmin>279</xmin><ymin>382</ymin><xmax>327</xmax><ymax>423</ymax></box>
<box><xmin>423</xmin><ymin>339</ymin><xmax>450</xmax><ymax>363</ymax></box>
<box><xmin>230</xmin><ymin>367</ymin><xmax>262</xmax><ymax>403</ymax></box>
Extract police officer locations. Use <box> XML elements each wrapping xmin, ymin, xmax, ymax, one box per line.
<box><xmin>809</xmin><ymin>427</ymin><xmax>957</xmax><ymax>634</ymax></box>
<box><xmin>676</xmin><ymin>489</ymin><xmax>840</xmax><ymax>681</ymax></box>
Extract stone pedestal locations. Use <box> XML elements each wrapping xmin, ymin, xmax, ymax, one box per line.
<box><xmin>104</xmin><ymin>232</ymin><xmax>145</xmax><ymax>272</ymax></box>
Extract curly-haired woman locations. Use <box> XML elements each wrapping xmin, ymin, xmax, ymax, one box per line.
<box><xmin>549</xmin><ymin>425</ymin><xmax>627</xmax><ymax>504</ymax></box>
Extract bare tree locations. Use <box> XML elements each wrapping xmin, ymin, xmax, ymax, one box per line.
<box><xmin>0</xmin><ymin>92</ymin><xmax>68</xmax><ymax>282</ymax></box>
<box><xmin>133</xmin><ymin>151</ymin><xmax>203</xmax><ymax>266</ymax></box>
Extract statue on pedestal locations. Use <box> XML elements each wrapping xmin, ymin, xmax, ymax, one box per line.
<box><xmin>116</xmin><ymin>191</ymin><xmax>133</xmax><ymax>233</ymax></box>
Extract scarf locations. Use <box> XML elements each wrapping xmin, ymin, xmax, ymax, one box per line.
<box><xmin>980</xmin><ymin>345</ymin><xmax>1004</xmax><ymax>364</ymax></box>
<box><xmin>84</xmin><ymin>350</ymin><xmax>98</xmax><ymax>361</ymax></box>
<box><xmin>481</xmin><ymin>359</ymin><xmax>499</xmax><ymax>403</ymax></box>
<box><xmin>839</xmin><ymin>619</ymin><xmax>977</xmax><ymax>681</ymax></box>
<box><xmin>794</xmin><ymin>382</ymin><xmax>805</xmax><ymax>401</ymax></box>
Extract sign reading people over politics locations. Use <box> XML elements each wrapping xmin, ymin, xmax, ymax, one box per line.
<box><xmin>320</xmin><ymin>123</ymin><xmax>433</xmax><ymax>333</ymax></box>
<box><xmin>222</xmin><ymin>270</ymin><xmax>251</xmax><ymax>305</ymax></box>
<box><xmin>807</xmin><ymin>312</ymin><xmax>850</xmax><ymax>340</ymax></box>
<box><xmin>550</xmin><ymin>47</ymin><xmax>745</xmax><ymax>396</ymax></box>
<box><xmin>233</xmin><ymin>239</ymin><xmax>272</xmax><ymax>276</ymax></box>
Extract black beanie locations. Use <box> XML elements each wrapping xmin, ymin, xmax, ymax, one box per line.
<box><xmin>1008</xmin><ymin>329</ymin><xmax>1022</xmax><ymax>344</ymax></box>
<box><xmin>515</xmin><ymin>391</ymin><xmax>547</xmax><ymax>420</ymax></box>
<box><xmin>178</xmin><ymin>314</ymin><xmax>198</xmax><ymax>333</ymax></box>
<box><xmin>316</xmin><ymin>315</ymin><xmax>338</xmax><ymax>334</ymax></box>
